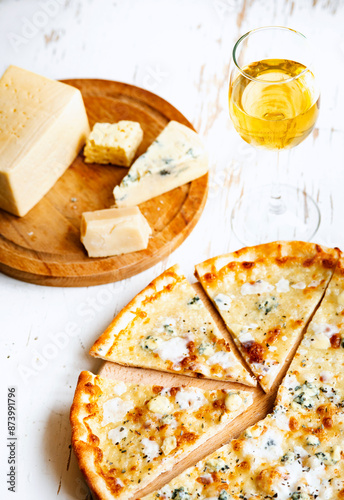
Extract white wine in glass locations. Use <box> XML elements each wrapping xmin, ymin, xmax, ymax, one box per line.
<box><xmin>229</xmin><ymin>27</ymin><xmax>320</xmax><ymax>244</ymax></box>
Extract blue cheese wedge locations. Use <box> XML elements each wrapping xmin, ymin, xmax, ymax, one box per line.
<box><xmin>84</xmin><ymin>121</ymin><xmax>143</xmax><ymax>167</ymax></box>
<box><xmin>113</xmin><ymin>120</ymin><xmax>208</xmax><ymax>207</ymax></box>
<box><xmin>70</xmin><ymin>371</ymin><xmax>253</xmax><ymax>500</ymax></box>
<box><xmin>80</xmin><ymin>206</ymin><xmax>151</xmax><ymax>258</ymax></box>
<box><xmin>0</xmin><ymin>65</ymin><xmax>90</xmax><ymax>216</ymax></box>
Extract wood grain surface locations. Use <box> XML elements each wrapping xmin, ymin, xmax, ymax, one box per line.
<box><xmin>0</xmin><ymin>79</ymin><xmax>208</xmax><ymax>287</ymax></box>
<box><xmin>97</xmin><ymin>282</ymin><xmax>311</xmax><ymax>499</ymax></box>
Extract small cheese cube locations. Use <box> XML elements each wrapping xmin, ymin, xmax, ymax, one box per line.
<box><xmin>0</xmin><ymin>65</ymin><xmax>90</xmax><ymax>216</ymax></box>
<box><xmin>80</xmin><ymin>206</ymin><xmax>151</xmax><ymax>258</ymax></box>
<box><xmin>84</xmin><ymin>121</ymin><xmax>143</xmax><ymax>167</ymax></box>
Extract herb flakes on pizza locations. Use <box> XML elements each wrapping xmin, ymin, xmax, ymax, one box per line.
<box><xmin>90</xmin><ymin>265</ymin><xmax>255</xmax><ymax>386</ymax></box>
<box><xmin>195</xmin><ymin>241</ymin><xmax>340</xmax><ymax>392</ymax></box>
<box><xmin>70</xmin><ymin>371</ymin><xmax>253</xmax><ymax>500</ymax></box>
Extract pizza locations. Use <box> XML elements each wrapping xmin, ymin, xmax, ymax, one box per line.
<box><xmin>89</xmin><ymin>265</ymin><xmax>255</xmax><ymax>386</ymax></box>
<box><xmin>70</xmin><ymin>371</ymin><xmax>253</xmax><ymax>500</ymax></box>
<box><xmin>195</xmin><ymin>241</ymin><xmax>339</xmax><ymax>392</ymax></box>
<box><xmin>71</xmin><ymin>242</ymin><xmax>344</xmax><ymax>500</ymax></box>
<box><xmin>142</xmin><ymin>257</ymin><xmax>344</xmax><ymax>500</ymax></box>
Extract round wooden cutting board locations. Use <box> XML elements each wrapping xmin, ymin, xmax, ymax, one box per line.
<box><xmin>0</xmin><ymin>79</ymin><xmax>208</xmax><ymax>287</ymax></box>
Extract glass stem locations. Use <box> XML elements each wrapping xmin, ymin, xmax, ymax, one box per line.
<box><xmin>269</xmin><ymin>150</ymin><xmax>286</xmax><ymax>215</ymax></box>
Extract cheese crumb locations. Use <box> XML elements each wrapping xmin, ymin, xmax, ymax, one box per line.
<box><xmin>225</xmin><ymin>392</ymin><xmax>243</xmax><ymax>412</ymax></box>
<box><xmin>102</xmin><ymin>398</ymin><xmax>134</xmax><ymax>425</ymax></box>
<box><xmin>141</xmin><ymin>437</ymin><xmax>160</xmax><ymax>462</ymax></box>
<box><xmin>155</xmin><ymin>337</ymin><xmax>189</xmax><ymax>364</ymax></box>
<box><xmin>175</xmin><ymin>388</ymin><xmax>206</xmax><ymax>411</ymax></box>
<box><xmin>108</xmin><ymin>426</ymin><xmax>128</xmax><ymax>444</ymax></box>
<box><xmin>241</xmin><ymin>280</ymin><xmax>274</xmax><ymax>295</ymax></box>
<box><xmin>161</xmin><ymin>436</ymin><xmax>177</xmax><ymax>455</ymax></box>
<box><xmin>147</xmin><ymin>395</ymin><xmax>174</xmax><ymax>414</ymax></box>
<box><xmin>275</xmin><ymin>278</ymin><xmax>290</xmax><ymax>293</ymax></box>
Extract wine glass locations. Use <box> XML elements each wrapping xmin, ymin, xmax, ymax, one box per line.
<box><xmin>228</xmin><ymin>27</ymin><xmax>320</xmax><ymax>245</ymax></box>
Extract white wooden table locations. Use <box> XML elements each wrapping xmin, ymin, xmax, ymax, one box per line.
<box><xmin>1</xmin><ymin>1</ymin><xmax>344</xmax><ymax>498</ymax></box>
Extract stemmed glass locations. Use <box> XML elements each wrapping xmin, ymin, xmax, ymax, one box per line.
<box><xmin>229</xmin><ymin>27</ymin><xmax>320</xmax><ymax>245</ymax></box>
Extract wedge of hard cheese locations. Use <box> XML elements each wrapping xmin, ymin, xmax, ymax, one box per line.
<box><xmin>0</xmin><ymin>65</ymin><xmax>90</xmax><ymax>216</ymax></box>
<box><xmin>80</xmin><ymin>206</ymin><xmax>151</xmax><ymax>258</ymax></box>
<box><xmin>113</xmin><ymin>120</ymin><xmax>208</xmax><ymax>207</ymax></box>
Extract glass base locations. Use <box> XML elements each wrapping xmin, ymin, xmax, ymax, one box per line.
<box><xmin>231</xmin><ymin>184</ymin><xmax>320</xmax><ymax>246</ymax></box>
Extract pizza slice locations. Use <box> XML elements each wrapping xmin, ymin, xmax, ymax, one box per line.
<box><xmin>278</xmin><ymin>254</ymin><xmax>344</xmax><ymax>410</ymax></box>
<box><xmin>142</xmin><ymin>398</ymin><xmax>344</xmax><ymax>500</ymax></box>
<box><xmin>142</xmin><ymin>267</ymin><xmax>344</xmax><ymax>500</ymax></box>
<box><xmin>70</xmin><ymin>371</ymin><xmax>253</xmax><ymax>500</ymax></box>
<box><xmin>89</xmin><ymin>265</ymin><xmax>255</xmax><ymax>386</ymax></box>
<box><xmin>195</xmin><ymin>241</ymin><xmax>339</xmax><ymax>392</ymax></box>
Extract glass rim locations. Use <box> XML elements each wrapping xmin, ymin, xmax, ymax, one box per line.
<box><xmin>232</xmin><ymin>26</ymin><xmax>312</xmax><ymax>84</ymax></box>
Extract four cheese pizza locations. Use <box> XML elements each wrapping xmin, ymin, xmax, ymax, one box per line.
<box><xmin>90</xmin><ymin>265</ymin><xmax>255</xmax><ymax>386</ymax></box>
<box><xmin>195</xmin><ymin>241</ymin><xmax>339</xmax><ymax>392</ymax></box>
<box><xmin>72</xmin><ymin>242</ymin><xmax>344</xmax><ymax>499</ymax></box>
<box><xmin>142</xmin><ymin>258</ymin><xmax>344</xmax><ymax>500</ymax></box>
<box><xmin>70</xmin><ymin>371</ymin><xmax>253</xmax><ymax>500</ymax></box>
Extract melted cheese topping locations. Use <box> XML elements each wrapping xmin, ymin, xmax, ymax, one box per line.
<box><xmin>241</xmin><ymin>279</ymin><xmax>274</xmax><ymax>295</ymax></box>
<box><xmin>206</xmin><ymin>351</ymin><xmax>234</xmax><ymax>369</ymax></box>
<box><xmin>155</xmin><ymin>337</ymin><xmax>189</xmax><ymax>364</ymax></box>
<box><xmin>175</xmin><ymin>388</ymin><xmax>206</xmax><ymax>411</ymax></box>
<box><xmin>102</xmin><ymin>398</ymin><xmax>134</xmax><ymax>426</ymax></box>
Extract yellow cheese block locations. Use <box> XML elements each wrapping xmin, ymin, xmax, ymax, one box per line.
<box><xmin>80</xmin><ymin>206</ymin><xmax>152</xmax><ymax>258</ymax></box>
<box><xmin>0</xmin><ymin>65</ymin><xmax>90</xmax><ymax>216</ymax></box>
<box><xmin>84</xmin><ymin>121</ymin><xmax>143</xmax><ymax>167</ymax></box>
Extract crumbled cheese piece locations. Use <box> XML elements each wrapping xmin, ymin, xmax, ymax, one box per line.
<box><xmin>311</xmin><ymin>334</ymin><xmax>331</xmax><ymax>349</ymax></box>
<box><xmin>160</xmin><ymin>414</ymin><xmax>177</xmax><ymax>429</ymax></box>
<box><xmin>276</xmin><ymin>278</ymin><xmax>290</xmax><ymax>293</ymax></box>
<box><xmin>175</xmin><ymin>388</ymin><xmax>206</xmax><ymax>411</ymax></box>
<box><xmin>291</xmin><ymin>281</ymin><xmax>306</xmax><ymax>289</ymax></box>
<box><xmin>238</xmin><ymin>331</ymin><xmax>255</xmax><ymax>344</ymax></box>
<box><xmin>161</xmin><ymin>436</ymin><xmax>177</xmax><ymax>455</ymax></box>
<box><xmin>108</xmin><ymin>425</ymin><xmax>128</xmax><ymax>444</ymax></box>
<box><xmin>242</xmin><ymin>429</ymin><xmax>283</xmax><ymax>463</ymax></box>
<box><xmin>312</xmin><ymin>323</ymin><xmax>339</xmax><ymax>337</ymax></box>
<box><xmin>319</xmin><ymin>371</ymin><xmax>333</xmax><ymax>383</ymax></box>
<box><xmin>332</xmin><ymin>445</ymin><xmax>342</xmax><ymax>462</ymax></box>
<box><xmin>141</xmin><ymin>437</ymin><xmax>160</xmax><ymax>462</ymax></box>
<box><xmin>306</xmin><ymin>435</ymin><xmax>320</xmax><ymax>446</ymax></box>
<box><xmin>214</xmin><ymin>293</ymin><xmax>231</xmax><ymax>311</ymax></box>
<box><xmin>308</xmin><ymin>280</ymin><xmax>321</xmax><ymax>287</ymax></box>
<box><xmin>241</xmin><ymin>279</ymin><xmax>274</xmax><ymax>295</ymax></box>
<box><xmin>224</xmin><ymin>392</ymin><xmax>243</xmax><ymax>411</ymax></box>
<box><xmin>147</xmin><ymin>395</ymin><xmax>174</xmax><ymax>414</ymax></box>
<box><xmin>112</xmin><ymin>381</ymin><xmax>127</xmax><ymax>396</ymax></box>
<box><xmin>155</xmin><ymin>337</ymin><xmax>189</xmax><ymax>364</ymax></box>
<box><xmin>205</xmin><ymin>458</ymin><xmax>227</xmax><ymax>472</ymax></box>
<box><xmin>102</xmin><ymin>398</ymin><xmax>134</xmax><ymax>425</ymax></box>
<box><xmin>206</xmin><ymin>351</ymin><xmax>233</xmax><ymax>369</ymax></box>
<box><xmin>198</xmin><ymin>342</ymin><xmax>215</xmax><ymax>357</ymax></box>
